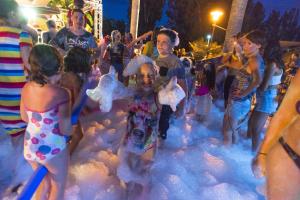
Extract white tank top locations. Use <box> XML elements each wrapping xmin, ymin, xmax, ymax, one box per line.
<box><xmin>269</xmin><ymin>69</ymin><xmax>283</xmax><ymax>86</ymax></box>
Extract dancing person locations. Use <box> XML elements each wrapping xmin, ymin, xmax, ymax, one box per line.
<box><xmin>252</xmin><ymin>69</ymin><xmax>300</xmax><ymax>200</ymax></box>
<box><xmin>222</xmin><ymin>30</ymin><xmax>265</xmax><ymax>146</ymax></box>
<box><xmin>247</xmin><ymin>40</ymin><xmax>283</xmax><ymax>151</ymax></box>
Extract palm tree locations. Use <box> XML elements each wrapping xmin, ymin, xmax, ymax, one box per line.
<box><xmin>223</xmin><ymin>0</ymin><xmax>249</xmax><ymax>52</ymax></box>
<box><xmin>130</xmin><ymin>0</ymin><xmax>140</xmax><ymax>39</ymax></box>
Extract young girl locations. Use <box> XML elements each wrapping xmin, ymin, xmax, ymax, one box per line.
<box><xmin>155</xmin><ymin>28</ymin><xmax>187</xmax><ymax>140</ymax></box>
<box><xmin>118</xmin><ymin>56</ymin><xmax>159</xmax><ymax>200</ymax></box>
<box><xmin>193</xmin><ymin>62</ymin><xmax>216</xmax><ymax>122</ymax></box>
<box><xmin>60</xmin><ymin>46</ymin><xmax>92</xmax><ymax>154</ymax></box>
<box><xmin>20</xmin><ymin>44</ymin><xmax>72</xmax><ymax>200</ymax></box>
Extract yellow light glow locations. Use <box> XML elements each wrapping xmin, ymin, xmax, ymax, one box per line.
<box><xmin>20</xmin><ymin>7</ymin><xmax>37</xmax><ymax>20</ymax></box>
<box><xmin>210</xmin><ymin>10</ymin><xmax>223</xmax><ymax>22</ymax></box>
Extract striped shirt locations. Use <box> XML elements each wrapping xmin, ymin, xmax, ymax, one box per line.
<box><xmin>0</xmin><ymin>26</ymin><xmax>32</xmax><ymax>136</ymax></box>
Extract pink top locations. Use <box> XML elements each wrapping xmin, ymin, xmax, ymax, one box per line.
<box><xmin>195</xmin><ymin>85</ymin><xmax>210</xmax><ymax>96</ymax></box>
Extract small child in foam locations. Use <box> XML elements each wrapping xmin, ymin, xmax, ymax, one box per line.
<box><xmin>117</xmin><ymin>55</ymin><xmax>159</xmax><ymax>199</ymax></box>
<box><xmin>193</xmin><ymin>62</ymin><xmax>216</xmax><ymax>122</ymax></box>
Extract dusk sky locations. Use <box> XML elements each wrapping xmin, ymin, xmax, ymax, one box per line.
<box><xmin>103</xmin><ymin>0</ymin><xmax>300</xmax><ymax>23</ymax></box>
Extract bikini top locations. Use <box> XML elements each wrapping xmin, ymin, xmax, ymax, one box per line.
<box><xmin>296</xmin><ymin>101</ymin><xmax>300</xmax><ymax>114</ymax></box>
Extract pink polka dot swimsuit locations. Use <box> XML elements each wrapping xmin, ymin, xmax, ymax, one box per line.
<box><xmin>24</xmin><ymin>101</ymin><xmax>68</xmax><ymax>164</ymax></box>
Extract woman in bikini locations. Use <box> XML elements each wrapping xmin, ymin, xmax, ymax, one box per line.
<box><xmin>252</xmin><ymin>70</ymin><xmax>300</xmax><ymax>200</ymax></box>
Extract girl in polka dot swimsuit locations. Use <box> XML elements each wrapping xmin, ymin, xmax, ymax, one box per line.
<box><xmin>20</xmin><ymin>44</ymin><xmax>72</xmax><ymax>200</ymax></box>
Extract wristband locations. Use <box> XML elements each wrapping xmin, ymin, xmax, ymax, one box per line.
<box><xmin>259</xmin><ymin>152</ymin><xmax>267</xmax><ymax>156</ymax></box>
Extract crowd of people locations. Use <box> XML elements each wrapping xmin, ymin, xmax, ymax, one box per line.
<box><xmin>1</xmin><ymin>0</ymin><xmax>300</xmax><ymax>199</ymax></box>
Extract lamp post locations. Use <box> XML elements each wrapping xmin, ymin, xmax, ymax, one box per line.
<box><xmin>206</xmin><ymin>34</ymin><xmax>212</xmax><ymax>46</ymax></box>
<box><xmin>209</xmin><ymin>10</ymin><xmax>223</xmax><ymax>47</ymax></box>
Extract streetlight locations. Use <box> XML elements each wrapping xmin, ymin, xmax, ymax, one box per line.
<box><xmin>206</xmin><ymin>34</ymin><xmax>212</xmax><ymax>46</ymax></box>
<box><xmin>209</xmin><ymin>10</ymin><xmax>224</xmax><ymax>47</ymax></box>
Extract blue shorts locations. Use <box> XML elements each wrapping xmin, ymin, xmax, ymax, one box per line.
<box><xmin>226</xmin><ymin>98</ymin><xmax>251</xmax><ymax>123</ymax></box>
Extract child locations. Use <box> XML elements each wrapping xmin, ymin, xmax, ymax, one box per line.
<box><xmin>180</xmin><ymin>57</ymin><xmax>194</xmax><ymax>100</ymax></box>
<box><xmin>118</xmin><ymin>56</ymin><xmax>159</xmax><ymax>200</ymax></box>
<box><xmin>193</xmin><ymin>62</ymin><xmax>216</xmax><ymax>121</ymax></box>
<box><xmin>20</xmin><ymin>44</ymin><xmax>72</xmax><ymax>200</ymax></box>
<box><xmin>60</xmin><ymin>46</ymin><xmax>92</xmax><ymax>154</ymax></box>
<box><xmin>155</xmin><ymin>28</ymin><xmax>187</xmax><ymax>140</ymax></box>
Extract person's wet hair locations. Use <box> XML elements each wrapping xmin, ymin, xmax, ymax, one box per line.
<box><xmin>71</xmin><ymin>8</ymin><xmax>84</xmax><ymax>15</ymax></box>
<box><xmin>29</xmin><ymin>44</ymin><xmax>62</xmax><ymax>85</ymax></box>
<box><xmin>158</xmin><ymin>28</ymin><xmax>177</xmax><ymax>44</ymax></box>
<box><xmin>46</xmin><ymin>20</ymin><xmax>56</xmax><ymax>29</ymax></box>
<box><xmin>244</xmin><ymin>30</ymin><xmax>266</xmax><ymax>48</ymax></box>
<box><xmin>0</xmin><ymin>0</ymin><xmax>18</xmax><ymax>20</ymax></box>
<box><xmin>152</xmin><ymin>26</ymin><xmax>163</xmax><ymax>45</ymax></box>
<box><xmin>263</xmin><ymin>40</ymin><xmax>284</xmax><ymax>68</ymax></box>
<box><xmin>203</xmin><ymin>62</ymin><xmax>216</xmax><ymax>90</ymax></box>
<box><xmin>63</xmin><ymin>47</ymin><xmax>91</xmax><ymax>74</ymax></box>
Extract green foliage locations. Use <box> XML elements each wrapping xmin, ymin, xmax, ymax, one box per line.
<box><xmin>189</xmin><ymin>38</ymin><xmax>222</xmax><ymax>61</ymax></box>
<box><xmin>47</xmin><ymin>0</ymin><xmax>73</xmax><ymax>9</ymax></box>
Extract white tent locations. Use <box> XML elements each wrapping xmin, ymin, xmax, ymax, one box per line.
<box><xmin>16</xmin><ymin>0</ymin><xmax>50</xmax><ymax>7</ymax></box>
<box><xmin>280</xmin><ymin>40</ymin><xmax>300</xmax><ymax>48</ymax></box>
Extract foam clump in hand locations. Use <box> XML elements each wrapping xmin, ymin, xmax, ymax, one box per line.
<box><xmin>158</xmin><ymin>76</ymin><xmax>186</xmax><ymax>111</ymax></box>
<box><xmin>86</xmin><ymin>66</ymin><xmax>130</xmax><ymax>112</ymax></box>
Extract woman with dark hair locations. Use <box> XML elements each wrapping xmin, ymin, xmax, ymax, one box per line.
<box><xmin>247</xmin><ymin>39</ymin><xmax>283</xmax><ymax>151</ymax></box>
<box><xmin>222</xmin><ymin>30</ymin><xmax>265</xmax><ymax>146</ymax></box>
<box><xmin>0</xmin><ymin>0</ymin><xmax>32</xmax><ymax>145</ymax></box>
<box><xmin>252</xmin><ymin>70</ymin><xmax>300</xmax><ymax>200</ymax></box>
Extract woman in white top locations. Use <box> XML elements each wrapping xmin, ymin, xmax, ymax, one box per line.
<box><xmin>247</xmin><ymin>40</ymin><xmax>283</xmax><ymax>151</ymax></box>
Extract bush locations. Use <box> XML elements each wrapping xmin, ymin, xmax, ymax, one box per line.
<box><xmin>189</xmin><ymin>38</ymin><xmax>222</xmax><ymax>61</ymax></box>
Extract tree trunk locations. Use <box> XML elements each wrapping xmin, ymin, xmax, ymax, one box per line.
<box><xmin>130</xmin><ymin>0</ymin><xmax>140</xmax><ymax>39</ymax></box>
<box><xmin>223</xmin><ymin>0</ymin><xmax>249</xmax><ymax>52</ymax></box>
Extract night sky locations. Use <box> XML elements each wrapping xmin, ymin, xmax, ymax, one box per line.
<box><xmin>103</xmin><ymin>0</ymin><xmax>300</xmax><ymax>23</ymax></box>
